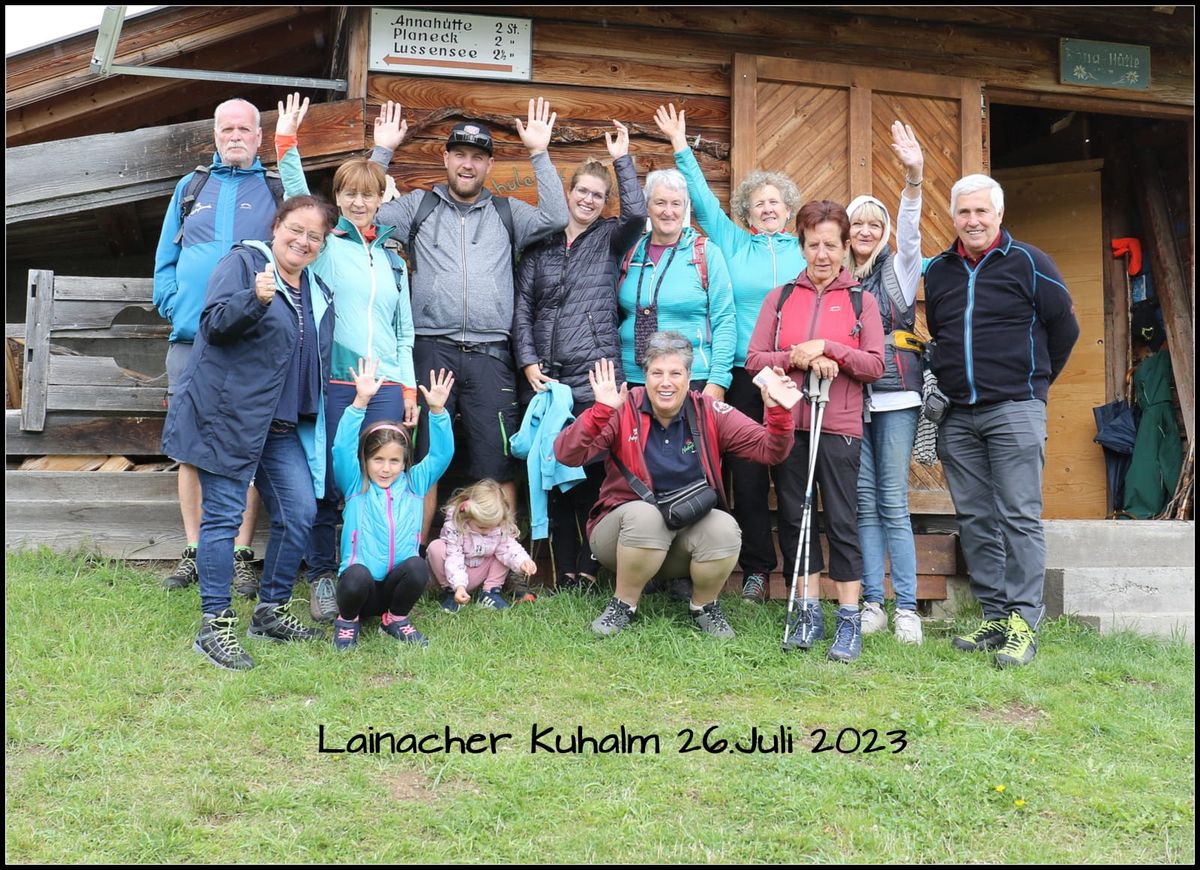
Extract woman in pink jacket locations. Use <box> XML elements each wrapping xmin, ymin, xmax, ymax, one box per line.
<box><xmin>746</xmin><ymin>200</ymin><xmax>884</xmax><ymax>663</ymax></box>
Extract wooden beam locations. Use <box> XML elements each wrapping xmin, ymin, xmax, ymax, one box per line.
<box><xmin>5</xmin><ymin>410</ymin><xmax>165</xmax><ymax>456</ymax></box>
<box><xmin>1132</xmin><ymin>149</ymin><xmax>1196</xmax><ymax>444</ymax></box>
<box><xmin>344</xmin><ymin>7</ymin><xmax>370</xmax><ymax>101</ymax></box>
<box><xmin>986</xmin><ymin>87</ymin><xmax>1196</xmax><ymax>121</ymax></box>
<box><xmin>730</xmin><ymin>54</ymin><xmax>757</xmax><ymax>183</ymax></box>
<box><xmin>5</xmin><ymin>101</ymin><xmax>366</xmax><ymax>223</ymax></box>
<box><xmin>21</xmin><ymin>271</ymin><xmax>53</xmax><ymax>432</ymax></box>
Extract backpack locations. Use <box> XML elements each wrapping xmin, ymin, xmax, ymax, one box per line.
<box><xmin>775</xmin><ymin>279</ymin><xmax>863</xmax><ymax>336</ymax></box>
<box><xmin>406</xmin><ymin>188</ymin><xmax>516</xmax><ymax>274</ymax></box>
<box><xmin>619</xmin><ymin>233</ymin><xmax>709</xmax><ymax>291</ymax></box>
<box><xmin>173</xmin><ymin>165</ymin><xmax>284</xmax><ymax>245</ymax></box>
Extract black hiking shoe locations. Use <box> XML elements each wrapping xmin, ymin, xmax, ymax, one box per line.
<box><xmin>194</xmin><ymin>608</ymin><xmax>254</xmax><ymax>671</ymax></box>
<box><xmin>164</xmin><ymin>547</ymin><xmax>198</xmax><ymax>590</ymax></box>
<box><xmin>247</xmin><ymin>602</ymin><xmax>325</xmax><ymax>643</ymax></box>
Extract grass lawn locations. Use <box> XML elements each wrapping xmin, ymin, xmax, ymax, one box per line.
<box><xmin>5</xmin><ymin>548</ymin><xmax>1194</xmax><ymax>863</ymax></box>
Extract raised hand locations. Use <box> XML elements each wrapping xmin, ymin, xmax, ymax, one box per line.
<box><xmin>276</xmin><ymin>92</ymin><xmax>309</xmax><ymax>138</ymax></box>
<box><xmin>420</xmin><ymin>368</ymin><xmax>455</xmax><ymax>415</ymax></box>
<box><xmin>587</xmin><ymin>358</ymin><xmax>628</xmax><ymax>409</ymax></box>
<box><xmin>373</xmin><ymin>101</ymin><xmax>408</xmax><ymax>151</ymax></box>
<box><xmin>653</xmin><ymin>103</ymin><xmax>688</xmax><ymax>152</ymax></box>
<box><xmin>254</xmin><ymin>269</ymin><xmax>277</xmax><ymax>306</ymax></box>
<box><xmin>891</xmin><ymin>120</ymin><xmax>924</xmax><ymax>180</ymax></box>
<box><xmin>604</xmin><ymin>120</ymin><xmax>630</xmax><ymax>160</ymax></box>
<box><xmin>515</xmin><ymin>97</ymin><xmax>556</xmax><ymax>156</ymax></box>
<box><xmin>349</xmin><ymin>357</ymin><xmax>383</xmax><ymax>408</ymax></box>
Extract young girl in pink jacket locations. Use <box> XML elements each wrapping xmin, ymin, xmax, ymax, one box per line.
<box><xmin>427</xmin><ymin>480</ymin><xmax>538</xmax><ymax>611</ymax></box>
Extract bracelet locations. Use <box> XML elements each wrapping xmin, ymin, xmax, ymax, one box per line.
<box><xmin>905</xmin><ymin>177</ymin><xmax>923</xmax><ymax>186</ymax></box>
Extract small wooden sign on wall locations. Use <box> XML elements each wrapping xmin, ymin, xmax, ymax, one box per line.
<box><xmin>369</xmin><ymin>8</ymin><xmax>532</xmax><ymax>81</ymax></box>
<box><xmin>1060</xmin><ymin>39</ymin><xmax>1150</xmax><ymax>91</ymax></box>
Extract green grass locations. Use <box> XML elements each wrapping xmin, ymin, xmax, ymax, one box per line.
<box><xmin>5</xmin><ymin>547</ymin><xmax>1194</xmax><ymax>863</ymax></box>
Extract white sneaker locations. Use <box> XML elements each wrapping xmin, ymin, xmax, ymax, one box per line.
<box><xmin>860</xmin><ymin>601</ymin><xmax>888</xmax><ymax>635</ymax></box>
<box><xmin>894</xmin><ymin>608</ymin><xmax>924</xmax><ymax>644</ymax></box>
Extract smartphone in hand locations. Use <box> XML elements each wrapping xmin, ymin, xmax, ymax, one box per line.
<box><xmin>752</xmin><ymin>366</ymin><xmax>801</xmax><ymax>410</ymax></box>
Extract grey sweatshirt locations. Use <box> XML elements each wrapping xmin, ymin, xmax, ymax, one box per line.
<box><xmin>373</xmin><ymin>148</ymin><xmax>568</xmax><ymax>344</ymax></box>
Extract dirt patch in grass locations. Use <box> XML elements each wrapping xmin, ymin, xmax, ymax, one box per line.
<box><xmin>977</xmin><ymin>702</ymin><xmax>1047</xmax><ymax>728</ymax></box>
<box><xmin>1121</xmin><ymin>675</ymin><xmax>1161</xmax><ymax>689</ymax></box>
<box><xmin>380</xmin><ymin>768</ymin><xmax>481</xmax><ymax>803</ymax></box>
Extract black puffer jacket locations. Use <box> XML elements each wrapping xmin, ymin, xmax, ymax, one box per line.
<box><xmin>513</xmin><ymin>154</ymin><xmax>646</xmax><ymax>405</ymax></box>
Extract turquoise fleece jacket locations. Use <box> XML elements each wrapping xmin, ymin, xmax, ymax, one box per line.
<box><xmin>617</xmin><ymin>226</ymin><xmax>736</xmax><ymax>388</ymax></box>
<box><xmin>675</xmin><ymin>146</ymin><xmax>806</xmax><ymax>367</ymax></box>
<box><xmin>277</xmin><ymin>140</ymin><xmax>416</xmax><ymax>387</ymax></box>
<box><xmin>333</xmin><ymin>404</ymin><xmax>454</xmax><ymax>577</ymax></box>
<box><xmin>509</xmin><ymin>382</ymin><xmax>586</xmax><ymax>540</ymax></box>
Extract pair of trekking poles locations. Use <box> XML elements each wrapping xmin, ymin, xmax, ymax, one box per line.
<box><xmin>782</xmin><ymin>369</ymin><xmax>832</xmax><ymax>652</ymax></box>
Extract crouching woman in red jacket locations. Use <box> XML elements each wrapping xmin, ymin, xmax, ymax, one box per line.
<box><xmin>555</xmin><ymin>331</ymin><xmax>794</xmax><ymax>640</ymax></box>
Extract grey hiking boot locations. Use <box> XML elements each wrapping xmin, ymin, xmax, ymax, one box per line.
<box><xmin>691</xmin><ymin>600</ymin><xmax>736</xmax><ymax>639</ymax></box>
<box><xmin>741</xmin><ymin>572</ymin><xmax>768</xmax><ymax>604</ymax></box>
<box><xmin>591</xmin><ymin>597</ymin><xmax>635</xmax><ymax>637</ymax></box>
<box><xmin>163</xmin><ymin>547</ymin><xmax>198</xmax><ymax>590</ymax></box>
<box><xmin>248</xmin><ymin>602</ymin><xmax>325</xmax><ymax>643</ymax></box>
<box><xmin>232</xmin><ymin>548</ymin><xmax>258</xmax><ymax>600</ymax></box>
<box><xmin>309</xmin><ymin>571</ymin><xmax>338</xmax><ymax>623</ymax></box>
<box><xmin>194</xmin><ymin>608</ymin><xmax>254</xmax><ymax>671</ymax></box>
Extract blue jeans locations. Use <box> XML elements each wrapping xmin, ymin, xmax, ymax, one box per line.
<box><xmin>857</xmin><ymin>406</ymin><xmax>919</xmax><ymax>610</ymax></box>
<box><xmin>198</xmin><ymin>428</ymin><xmax>317</xmax><ymax>613</ymax></box>
<box><xmin>305</xmin><ymin>381</ymin><xmax>406</xmax><ymax>576</ymax></box>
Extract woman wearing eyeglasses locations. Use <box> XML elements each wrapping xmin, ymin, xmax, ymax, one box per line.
<box><xmin>162</xmin><ymin>194</ymin><xmax>338</xmax><ymax>670</ymax></box>
<box><xmin>512</xmin><ymin>120</ymin><xmax>647</xmax><ymax>593</ymax></box>
<box><xmin>555</xmin><ymin>331</ymin><xmax>794</xmax><ymax>639</ymax></box>
<box><xmin>273</xmin><ymin>94</ymin><xmax>419</xmax><ymax>623</ymax></box>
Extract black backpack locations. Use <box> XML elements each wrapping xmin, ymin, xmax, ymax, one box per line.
<box><xmin>173</xmin><ymin>165</ymin><xmax>285</xmax><ymax>244</ymax></box>
<box><xmin>405</xmin><ymin>189</ymin><xmax>516</xmax><ymax>274</ymax></box>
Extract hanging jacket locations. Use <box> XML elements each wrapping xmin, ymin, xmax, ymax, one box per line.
<box><xmin>513</xmin><ymin>154</ymin><xmax>647</xmax><ymax>404</ymax></box>
<box><xmin>554</xmin><ymin>387</ymin><xmax>794</xmax><ymax>537</ymax></box>
<box><xmin>617</xmin><ymin>226</ymin><xmax>737</xmax><ymax>388</ymax></box>
<box><xmin>161</xmin><ymin>241</ymin><xmax>333</xmax><ymax>493</ymax></box>
<box><xmin>745</xmin><ymin>266</ymin><xmax>885</xmax><ymax>439</ymax></box>
<box><xmin>333</xmin><ymin>404</ymin><xmax>454</xmax><ymax>577</ymax></box>
<box><xmin>153</xmin><ymin>155</ymin><xmax>279</xmax><ymax>343</ymax></box>
<box><xmin>508</xmin><ymin>382</ymin><xmax>587</xmax><ymax>539</ymax></box>
<box><xmin>1123</xmin><ymin>350</ymin><xmax>1183</xmax><ymax>519</ymax></box>
<box><xmin>276</xmin><ymin>135</ymin><xmax>416</xmax><ymax>387</ymax></box>
<box><xmin>675</xmin><ymin>145</ymin><xmax>806</xmax><ymax>368</ymax></box>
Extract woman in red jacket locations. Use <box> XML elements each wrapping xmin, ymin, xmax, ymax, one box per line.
<box><xmin>746</xmin><ymin>201</ymin><xmax>884</xmax><ymax>663</ymax></box>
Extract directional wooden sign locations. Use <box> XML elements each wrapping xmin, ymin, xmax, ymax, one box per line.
<box><xmin>369</xmin><ymin>8</ymin><xmax>532</xmax><ymax>81</ymax></box>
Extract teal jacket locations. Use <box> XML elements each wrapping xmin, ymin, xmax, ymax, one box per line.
<box><xmin>277</xmin><ymin>141</ymin><xmax>416</xmax><ymax>387</ymax></box>
<box><xmin>617</xmin><ymin>226</ymin><xmax>736</xmax><ymax>388</ymax></box>
<box><xmin>333</xmin><ymin>404</ymin><xmax>453</xmax><ymax>577</ymax></box>
<box><xmin>675</xmin><ymin>146</ymin><xmax>806</xmax><ymax>367</ymax></box>
<box><xmin>509</xmin><ymin>382</ymin><xmax>586</xmax><ymax>540</ymax></box>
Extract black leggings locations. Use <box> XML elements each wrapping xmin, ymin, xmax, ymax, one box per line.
<box><xmin>551</xmin><ymin>459</ymin><xmax>603</xmax><ymax>579</ymax></box>
<box><xmin>336</xmin><ymin>557</ymin><xmax>428</xmax><ymax>620</ymax></box>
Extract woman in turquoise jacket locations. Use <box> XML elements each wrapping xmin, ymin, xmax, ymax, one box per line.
<box><xmin>617</xmin><ymin>168</ymin><xmax>736</xmax><ymax>396</ymax></box>
<box><xmin>275</xmin><ymin>94</ymin><xmax>418</xmax><ymax>623</ymax></box>
<box><xmin>654</xmin><ymin>103</ymin><xmax>806</xmax><ymax>603</ymax></box>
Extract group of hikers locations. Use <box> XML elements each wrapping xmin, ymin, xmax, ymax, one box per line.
<box><xmin>155</xmin><ymin>92</ymin><xmax>1077</xmax><ymax>672</ymax></box>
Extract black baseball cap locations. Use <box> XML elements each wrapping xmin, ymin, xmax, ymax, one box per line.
<box><xmin>446</xmin><ymin>122</ymin><xmax>494</xmax><ymax>156</ymax></box>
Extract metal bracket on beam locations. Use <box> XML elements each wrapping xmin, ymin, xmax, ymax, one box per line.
<box><xmin>89</xmin><ymin>5</ymin><xmax>348</xmax><ymax>92</ymax></box>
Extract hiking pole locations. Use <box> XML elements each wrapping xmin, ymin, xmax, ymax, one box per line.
<box><xmin>782</xmin><ymin>370</ymin><xmax>832</xmax><ymax>651</ymax></box>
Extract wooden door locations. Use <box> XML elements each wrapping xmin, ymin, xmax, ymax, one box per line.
<box><xmin>995</xmin><ymin>161</ymin><xmax>1108</xmax><ymax>519</ymax></box>
<box><xmin>733</xmin><ymin>55</ymin><xmax>984</xmax><ymax>513</ymax></box>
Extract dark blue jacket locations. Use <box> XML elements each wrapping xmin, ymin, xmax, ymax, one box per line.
<box><xmin>924</xmin><ymin>230</ymin><xmax>1079</xmax><ymax>405</ymax></box>
<box><xmin>161</xmin><ymin>241</ymin><xmax>334</xmax><ymax>492</ymax></box>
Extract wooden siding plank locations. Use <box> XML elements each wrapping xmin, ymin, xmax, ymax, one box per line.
<box><xmin>21</xmin><ymin>270</ymin><xmax>53</xmax><ymax>432</ymax></box>
<box><xmin>6</xmin><ymin>470</ymin><xmax>179</xmax><ymax>502</ymax></box>
<box><xmin>47</xmin><ymin>386</ymin><xmax>167</xmax><ymax>415</ymax></box>
<box><xmin>5</xmin><ymin>410</ymin><xmax>165</xmax><ymax>456</ymax></box>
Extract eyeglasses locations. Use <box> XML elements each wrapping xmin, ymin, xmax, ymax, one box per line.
<box><xmin>338</xmin><ymin>190</ymin><xmax>380</xmax><ymax>203</ymax></box>
<box><xmin>281</xmin><ymin>223</ymin><xmax>325</xmax><ymax>246</ymax></box>
<box><xmin>573</xmin><ymin>186</ymin><xmax>607</xmax><ymax>202</ymax></box>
